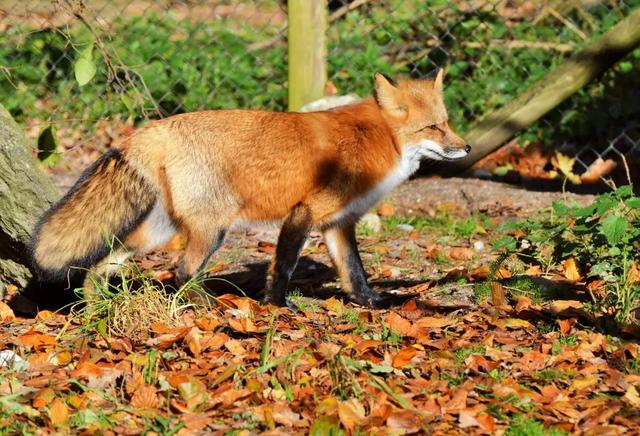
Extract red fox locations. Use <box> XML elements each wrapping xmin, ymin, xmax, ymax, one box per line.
<box><xmin>30</xmin><ymin>71</ymin><xmax>470</xmax><ymax>307</ymax></box>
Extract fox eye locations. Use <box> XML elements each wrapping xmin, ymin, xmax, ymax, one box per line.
<box><xmin>415</xmin><ymin>124</ymin><xmax>440</xmax><ymax>133</ymax></box>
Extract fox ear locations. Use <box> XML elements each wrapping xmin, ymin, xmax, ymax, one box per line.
<box><xmin>433</xmin><ymin>68</ymin><xmax>445</xmax><ymax>94</ymax></box>
<box><xmin>374</xmin><ymin>73</ymin><xmax>406</xmax><ymax>115</ymax></box>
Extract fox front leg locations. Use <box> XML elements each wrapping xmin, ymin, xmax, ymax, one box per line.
<box><xmin>323</xmin><ymin>223</ymin><xmax>384</xmax><ymax>308</ymax></box>
<box><xmin>264</xmin><ymin>203</ymin><xmax>313</xmax><ymax>307</ymax></box>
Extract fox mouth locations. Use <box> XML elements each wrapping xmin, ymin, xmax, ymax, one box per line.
<box><xmin>405</xmin><ymin>140</ymin><xmax>471</xmax><ymax>162</ymax></box>
<box><xmin>435</xmin><ymin>148</ymin><xmax>470</xmax><ymax>161</ymax></box>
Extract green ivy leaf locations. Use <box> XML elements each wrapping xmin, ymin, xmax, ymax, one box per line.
<box><xmin>74</xmin><ymin>44</ymin><xmax>96</xmax><ymax>87</ymax></box>
<box><xmin>600</xmin><ymin>215</ymin><xmax>628</xmax><ymax>245</ymax></box>
<box><xmin>37</xmin><ymin>125</ymin><xmax>59</xmax><ymax>164</ymax></box>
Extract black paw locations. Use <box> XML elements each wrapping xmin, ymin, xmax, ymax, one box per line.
<box><xmin>262</xmin><ymin>294</ymin><xmax>286</xmax><ymax>307</ymax></box>
<box><xmin>351</xmin><ymin>288</ymin><xmax>386</xmax><ymax>308</ymax></box>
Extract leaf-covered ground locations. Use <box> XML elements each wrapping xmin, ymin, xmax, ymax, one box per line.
<box><xmin>2</xmin><ymin>178</ymin><xmax>640</xmax><ymax>435</ymax></box>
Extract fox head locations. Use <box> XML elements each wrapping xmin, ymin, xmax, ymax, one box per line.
<box><xmin>374</xmin><ymin>70</ymin><xmax>470</xmax><ymax>161</ymax></box>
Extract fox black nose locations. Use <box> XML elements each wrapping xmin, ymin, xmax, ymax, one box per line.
<box><xmin>464</xmin><ymin>144</ymin><xmax>472</xmax><ymax>153</ymax></box>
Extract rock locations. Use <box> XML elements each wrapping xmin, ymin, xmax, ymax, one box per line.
<box><xmin>359</xmin><ymin>213</ymin><xmax>381</xmax><ymax>233</ymax></box>
<box><xmin>299</xmin><ymin>94</ymin><xmax>361</xmax><ymax>112</ymax></box>
<box><xmin>396</xmin><ymin>224</ymin><xmax>414</xmax><ymax>232</ymax></box>
<box><xmin>473</xmin><ymin>240</ymin><xmax>485</xmax><ymax>252</ymax></box>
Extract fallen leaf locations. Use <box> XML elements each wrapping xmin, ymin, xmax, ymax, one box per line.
<box><xmin>258</xmin><ymin>241</ymin><xmax>276</xmax><ymax>253</ymax></box>
<box><xmin>33</xmin><ymin>388</ymin><xmax>55</xmax><ymax>409</ymax></box>
<box><xmin>623</xmin><ymin>385</ymin><xmax>640</xmax><ymax>407</ymax></box>
<box><xmin>324</xmin><ymin>296</ymin><xmax>346</xmax><ymax>314</ymax></box>
<box><xmin>49</xmin><ymin>397</ymin><xmax>69</xmax><ymax>426</ymax></box>
<box><xmin>552</xmin><ymin>151</ymin><xmax>581</xmax><ymax>185</ymax></box>
<box><xmin>515</xmin><ymin>295</ymin><xmax>532</xmax><ymax>311</ymax></box>
<box><xmin>228</xmin><ymin>317</ymin><xmax>257</xmax><ymax>334</ymax></box>
<box><xmin>386</xmin><ymin>410</ymin><xmax>420</xmax><ymax>431</ymax></box>
<box><xmin>195</xmin><ymin>317</ymin><xmax>220</xmax><ymax>331</ymax></box>
<box><xmin>0</xmin><ymin>301</ymin><xmax>15</xmax><ymax>321</ymax></box>
<box><xmin>130</xmin><ymin>385</ymin><xmax>158</xmax><ymax>409</ymax></box>
<box><xmin>557</xmin><ymin>318</ymin><xmax>577</xmax><ymax>336</ymax></box>
<box><xmin>17</xmin><ymin>330</ymin><xmax>57</xmax><ymax>350</ymax></box>
<box><xmin>384</xmin><ymin>313</ymin><xmax>413</xmax><ymax>337</ymax></box>
<box><xmin>570</xmin><ymin>376</ymin><xmax>598</xmax><ymax>391</ymax></box>
<box><xmin>271</xmin><ymin>401</ymin><xmax>307</xmax><ymax>427</ymax></box>
<box><xmin>525</xmin><ymin>265</ymin><xmax>542</xmax><ymax>276</ymax></box>
<box><xmin>549</xmin><ymin>300</ymin><xmax>583</xmax><ymax>313</ymax></box>
<box><xmin>581</xmin><ymin>158</ymin><xmax>616</xmax><ymax>184</ymax></box>
<box><xmin>563</xmin><ymin>258</ymin><xmax>582</xmax><ymax>281</ymax></box>
<box><xmin>185</xmin><ymin>327</ymin><xmax>203</xmax><ymax>358</ymax></box>
<box><xmin>338</xmin><ymin>398</ymin><xmax>366</xmax><ymax>431</ymax></box>
<box><xmin>491</xmin><ymin>282</ymin><xmax>507</xmax><ymax>306</ymax></box>
<box><xmin>392</xmin><ymin>347</ymin><xmax>417</xmax><ymax>368</ymax></box>
<box><xmin>627</xmin><ymin>261</ymin><xmax>640</xmax><ymax>285</ymax></box>
<box><xmin>152</xmin><ymin>270</ymin><xmax>174</xmax><ymax>281</ymax></box>
<box><xmin>448</xmin><ymin>247</ymin><xmax>473</xmax><ymax>260</ymax></box>
<box><xmin>377</xmin><ymin>203</ymin><xmax>395</xmax><ymax>216</ymax></box>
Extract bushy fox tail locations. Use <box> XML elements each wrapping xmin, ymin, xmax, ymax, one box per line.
<box><xmin>30</xmin><ymin>149</ymin><xmax>157</xmax><ymax>281</ymax></box>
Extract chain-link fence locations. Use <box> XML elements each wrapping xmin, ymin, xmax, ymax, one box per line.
<box><xmin>1</xmin><ymin>0</ymin><xmax>639</xmax><ymax>184</ymax></box>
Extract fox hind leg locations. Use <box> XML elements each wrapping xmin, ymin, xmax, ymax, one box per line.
<box><xmin>176</xmin><ymin>222</ymin><xmax>227</xmax><ymax>288</ymax></box>
<box><xmin>323</xmin><ymin>223</ymin><xmax>384</xmax><ymax>308</ymax></box>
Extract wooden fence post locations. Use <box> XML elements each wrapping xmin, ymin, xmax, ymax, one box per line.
<box><xmin>287</xmin><ymin>0</ymin><xmax>327</xmax><ymax>111</ymax></box>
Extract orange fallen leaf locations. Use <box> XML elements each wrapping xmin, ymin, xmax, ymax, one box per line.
<box><xmin>448</xmin><ymin>247</ymin><xmax>473</xmax><ymax>260</ymax></box>
<box><xmin>469</xmin><ymin>265</ymin><xmax>490</xmax><ymax>279</ymax></box>
<box><xmin>570</xmin><ymin>376</ymin><xmax>598</xmax><ymax>391</ymax></box>
<box><xmin>324</xmin><ymin>296</ymin><xmax>346</xmax><ymax>314</ymax></box>
<box><xmin>376</xmin><ymin>203</ymin><xmax>395</xmax><ymax>217</ymax></box>
<box><xmin>228</xmin><ymin>317</ymin><xmax>258</xmax><ymax>334</ymax></box>
<box><xmin>424</xmin><ymin>244</ymin><xmax>441</xmax><ymax>259</ymax></box>
<box><xmin>525</xmin><ymin>265</ymin><xmax>542</xmax><ymax>276</ymax></box>
<box><xmin>17</xmin><ymin>330</ymin><xmax>57</xmax><ymax>350</ymax></box>
<box><xmin>0</xmin><ymin>301</ymin><xmax>15</xmax><ymax>321</ymax></box>
<box><xmin>384</xmin><ymin>313</ymin><xmax>413</xmax><ymax>337</ymax></box>
<box><xmin>580</xmin><ymin>158</ymin><xmax>616</xmax><ymax>184</ymax></box>
<box><xmin>257</xmin><ymin>241</ymin><xmax>276</xmax><ymax>253</ymax></box>
<box><xmin>557</xmin><ymin>318</ymin><xmax>577</xmax><ymax>336</ymax></box>
<box><xmin>207</xmin><ymin>263</ymin><xmax>228</xmax><ymax>273</ymax></box>
<box><xmin>627</xmin><ymin>261</ymin><xmax>640</xmax><ymax>285</ymax></box>
<box><xmin>549</xmin><ymin>300</ymin><xmax>583</xmax><ymax>313</ymax></box>
<box><xmin>33</xmin><ymin>388</ymin><xmax>56</xmax><ymax>409</ymax></box>
<box><xmin>491</xmin><ymin>282</ymin><xmax>507</xmax><ymax>306</ymax></box>
<box><xmin>70</xmin><ymin>360</ymin><xmax>103</xmax><ymax>379</ymax></box>
<box><xmin>195</xmin><ymin>317</ymin><xmax>220</xmax><ymax>331</ymax></box>
<box><xmin>623</xmin><ymin>385</ymin><xmax>640</xmax><ymax>407</ymax></box>
<box><xmin>49</xmin><ymin>397</ymin><xmax>69</xmax><ymax>426</ymax></box>
<box><xmin>185</xmin><ymin>327</ymin><xmax>203</xmax><ymax>358</ymax></box>
<box><xmin>392</xmin><ymin>347</ymin><xmax>417</xmax><ymax>368</ymax></box>
<box><xmin>415</xmin><ymin>316</ymin><xmax>453</xmax><ymax>329</ymax></box>
<box><xmin>337</xmin><ymin>398</ymin><xmax>366</xmax><ymax>431</ymax></box>
<box><xmin>563</xmin><ymin>258</ymin><xmax>582</xmax><ymax>281</ymax></box>
<box><xmin>515</xmin><ymin>295</ymin><xmax>532</xmax><ymax>311</ymax></box>
<box><xmin>130</xmin><ymin>385</ymin><xmax>159</xmax><ymax>409</ymax></box>
<box><xmin>152</xmin><ymin>270</ymin><xmax>174</xmax><ymax>281</ymax></box>
<box><xmin>386</xmin><ymin>410</ymin><xmax>420</xmax><ymax>431</ymax></box>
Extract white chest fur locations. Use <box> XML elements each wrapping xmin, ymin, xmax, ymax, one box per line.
<box><xmin>329</xmin><ymin>145</ymin><xmax>423</xmax><ymax>226</ymax></box>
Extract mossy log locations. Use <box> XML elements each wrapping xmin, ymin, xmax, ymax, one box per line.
<box><xmin>0</xmin><ymin>105</ymin><xmax>58</xmax><ymax>295</ymax></box>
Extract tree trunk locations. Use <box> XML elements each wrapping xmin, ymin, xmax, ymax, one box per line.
<box><xmin>0</xmin><ymin>104</ymin><xmax>59</xmax><ymax>295</ymax></box>
<box><xmin>288</xmin><ymin>0</ymin><xmax>327</xmax><ymax>111</ymax></box>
